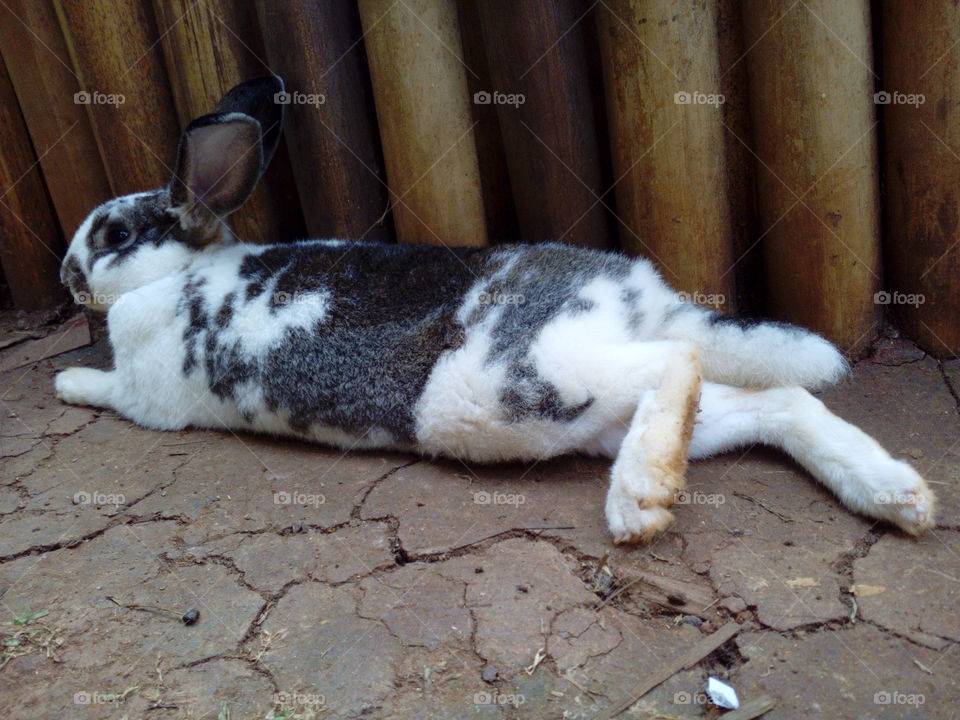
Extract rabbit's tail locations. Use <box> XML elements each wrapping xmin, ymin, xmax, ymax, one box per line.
<box><xmin>660</xmin><ymin>305</ymin><xmax>848</xmax><ymax>390</ymax></box>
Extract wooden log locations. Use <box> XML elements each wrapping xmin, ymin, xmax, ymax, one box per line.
<box><xmin>256</xmin><ymin>0</ymin><xmax>390</xmax><ymax>242</ymax></box>
<box><xmin>358</xmin><ymin>0</ymin><xmax>487</xmax><ymax>247</ymax></box>
<box><xmin>0</xmin><ymin>0</ymin><xmax>111</xmax><ymax>239</ymax></box>
<box><xmin>740</xmin><ymin>0</ymin><xmax>881</xmax><ymax>354</ymax></box>
<box><xmin>152</xmin><ymin>0</ymin><xmax>305</xmax><ymax>244</ymax></box>
<box><xmin>596</xmin><ymin>0</ymin><xmax>735</xmax><ymax>309</ymax></box>
<box><xmin>476</xmin><ymin>0</ymin><xmax>610</xmax><ymax>249</ymax></box>
<box><xmin>880</xmin><ymin>3</ymin><xmax>960</xmax><ymax>356</ymax></box>
<box><xmin>53</xmin><ymin>1</ymin><xmax>182</xmax><ymax>195</ymax></box>
<box><xmin>456</xmin><ymin>0</ymin><xmax>520</xmax><ymax>245</ymax></box>
<box><xmin>0</xmin><ymin>54</ymin><xmax>66</xmax><ymax>310</ymax></box>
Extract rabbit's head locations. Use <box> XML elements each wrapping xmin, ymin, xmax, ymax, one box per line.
<box><xmin>60</xmin><ymin>76</ymin><xmax>285</xmax><ymax>310</ymax></box>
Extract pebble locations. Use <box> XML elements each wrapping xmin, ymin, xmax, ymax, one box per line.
<box><xmin>481</xmin><ymin>665</ymin><xmax>499</xmax><ymax>683</ymax></box>
<box><xmin>720</xmin><ymin>596</ymin><xmax>747</xmax><ymax>614</ymax></box>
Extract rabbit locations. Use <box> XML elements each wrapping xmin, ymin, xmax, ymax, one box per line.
<box><xmin>55</xmin><ymin>76</ymin><xmax>935</xmax><ymax>544</ymax></box>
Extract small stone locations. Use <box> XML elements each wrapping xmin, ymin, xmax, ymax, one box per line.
<box><xmin>692</xmin><ymin>562</ymin><xmax>710</xmax><ymax>575</ymax></box>
<box><xmin>680</xmin><ymin>615</ymin><xmax>703</xmax><ymax>627</ymax></box>
<box><xmin>735</xmin><ymin>610</ymin><xmax>754</xmax><ymax>624</ymax></box>
<box><xmin>481</xmin><ymin>665</ymin><xmax>499</xmax><ymax>683</ymax></box>
<box><xmin>721</xmin><ymin>596</ymin><xmax>747</xmax><ymax>614</ymax></box>
<box><xmin>666</xmin><ymin>592</ymin><xmax>687</xmax><ymax>606</ymax></box>
<box><xmin>699</xmin><ymin>621</ymin><xmax>717</xmax><ymax>634</ymax></box>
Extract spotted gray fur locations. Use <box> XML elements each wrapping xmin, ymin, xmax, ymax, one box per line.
<box><xmin>177</xmin><ymin>241</ymin><xmax>641</xmax><ymax>442</ymax></box>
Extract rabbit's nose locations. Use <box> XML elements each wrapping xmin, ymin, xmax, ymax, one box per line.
<box><xmin>60</xmin><ymin>256</ymin><xmax>89</xmax><ymax>297</ymax></box>
<box><xmin>60</xmin><ymin>255</ymin><xmax>79</xmax><ymax>286</ymax></box>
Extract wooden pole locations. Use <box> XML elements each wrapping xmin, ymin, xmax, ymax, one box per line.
<box><xmin>456</xmin><ymin>0</ymin><xmax>520</xmax><ymax>245</ymax></box>
<box><xmin>256</xmin><ymin>0</ymin><xmax>390</xmax><ymax>242</ymax></box>
<box><xmin>53</xmin><ymin>0</ymin><xmax>182</xmax><ymax>194</ymax></box>
<box><xmin>358</xmin><ymin>0</ymin><xmax>487</xmax><ymax>247</ymax></box>
<box><xmin>717</xmin><ymin>0</ymin><xmax>761</xmax><ymax>313</ymax></box>
<box><xmin>475</xmin><ymin>0</ymin><xmax>610</xmax><ymax>249</ymax></box>
<box><xmin>152</xmin><ymin>0</ymin><xmax>305</xmax><ymax>244</ymax></box>
<box><xmin>0</xmin><ymin>55</ymin><xmax>66</xmax><ymax>310</ymax></box>
<box><xmin>881</xmin><ymin>2</ymin><xmax>960</xmax><ymax>356</ymax></box>
<box><xmin>740</xmin><ymin>0</ymin><xmax>881</xmax><ymax>354</ymax></box>
<box><xmin>596</xmin><ymin>0</ymin><xmax>735</xmax><ymax>309</ymax></box>
<box><xmin>0</xmin><ymin>0</ymin><xmax>111</xmax><ymax>240</ymax></box>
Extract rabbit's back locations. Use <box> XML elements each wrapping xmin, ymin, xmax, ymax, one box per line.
<box><xmin>145</xmin><ymin>239</ymin><xmax>664</xmax><ymax>449</ymax></box>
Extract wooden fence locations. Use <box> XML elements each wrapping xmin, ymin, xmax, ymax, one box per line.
<box><xmin>0</xmin><ymin>1</ymin><xmax>957</xmax><ymax>356</ymax></box>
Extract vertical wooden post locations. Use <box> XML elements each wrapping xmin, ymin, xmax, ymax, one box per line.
<box><xmin>596</xmin><ymin>0</ymin><xmax>735</xmax><ymax>309</ymax></box>
<box><xmin>881</xmin><ymin>2</ymin><xmax>960</xmax><ymax>356</ymax></box>
<box><xmin>152</xmin><ymin>0</ymin><xmax>305</xmax><ymax>244</ymax></box>
<box><xmin>256</xmin><ymin>0</ymin><xmax>390</xmax><ymax>242</ymax></box>
<box><xmin>475</xmin><ymin>0</ymin><xmax>610</xmax><ymax>249</ymax></box>
<box><xmin>53</xmin><ymin>0</ymin><xmax>182</xmax><ymax>194</ymax></box>
<box><xmin>0</xmin><ymin>55</ymin><xmax>65</xmax><ymax>310</ymax></box>
<box><xmin>716</xmin><ymin>0</ymin><xmax>761</xmax><ymax>312</ymax></box>
<box><xmin>358</xmin><ymin>0</ymin><xmax>487</xmax><ymax>247</ymax></box>
<box><xmin>0</xmin><ymin>0</ymin><xmax>111</xmax><ymax>239</ymax></box>
<box><xmin>457</xmin><ymin>0</ymin><xmax>520</xmax><ymax>245</ymax></box>
<box><xmin>741</xmin><ymin>0</ymin><xmax>881</xmax><ymax>353</ymax></box>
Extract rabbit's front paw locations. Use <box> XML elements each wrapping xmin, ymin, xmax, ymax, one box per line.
<box><xmin>605</xmin><ymin>479</ymin><xmax>675</xmax><ymax>545</ymax></box>
<box><xmin>55</xmin><ymin>368</ymin><xmax>114</xmax><ymax>409</ymax></box>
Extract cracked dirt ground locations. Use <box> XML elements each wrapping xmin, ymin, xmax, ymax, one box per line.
<box><xmin>0</xmin><ymin>325</ymin><xmax>958</xmax><ymax>720</ymax></box>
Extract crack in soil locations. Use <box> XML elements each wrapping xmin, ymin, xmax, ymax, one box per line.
<box><xmin>833</xmin><ymin>527</ymin><xmax>885</xmax><ymax>623</ymax></box>
<box><xmin>937</xmin><ymin>360</ymin><xmax>960</xmax><ymax>415</ymax></box>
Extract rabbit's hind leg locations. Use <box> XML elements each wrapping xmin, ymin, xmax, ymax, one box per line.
<box><xmin>604</xmin><ymin>341</ymin><xmax>702</xmax><ymax>544</ymax></box>
<box><xmin>55</xmin><ymin>368</ymin><xmax>117</xmax><ymax>410</ymax></box>
<box><xmin>689</xmin><ymin>383</ymin><xmax>936</xmax><ymax>535</ymax></box>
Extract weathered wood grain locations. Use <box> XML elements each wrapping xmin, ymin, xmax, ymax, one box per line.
<box><xmin>358</xmin><ymin>0</ymin><xmax>487</xmax><ymax>247</ymax></box>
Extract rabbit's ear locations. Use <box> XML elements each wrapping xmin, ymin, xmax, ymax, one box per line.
<box><xmin>214</xmin><ymin>75</ymin><xmax>285</xmax><ymax>172</ymax></box>
<box><xmin>169</xmin><ymin>112</ymin><xmax>263</xmax><ymax>232</ymax></box>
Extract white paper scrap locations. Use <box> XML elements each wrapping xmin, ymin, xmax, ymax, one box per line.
<box><xmin>707</xmin><ymin>676</ymin><xmax>740</xmax><ymax>710</ymax></box>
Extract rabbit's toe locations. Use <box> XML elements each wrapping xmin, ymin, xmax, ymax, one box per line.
<box><xmin>606</xmin><ymin>482</ymin><xmax>675</xmax><ymax>545</ymax></box>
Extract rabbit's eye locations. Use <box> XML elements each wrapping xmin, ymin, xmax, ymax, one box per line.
<box><xmin>105</xmin><ymin>226</ymin><xmax>131</xmax><ymax>246</ymax></box>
